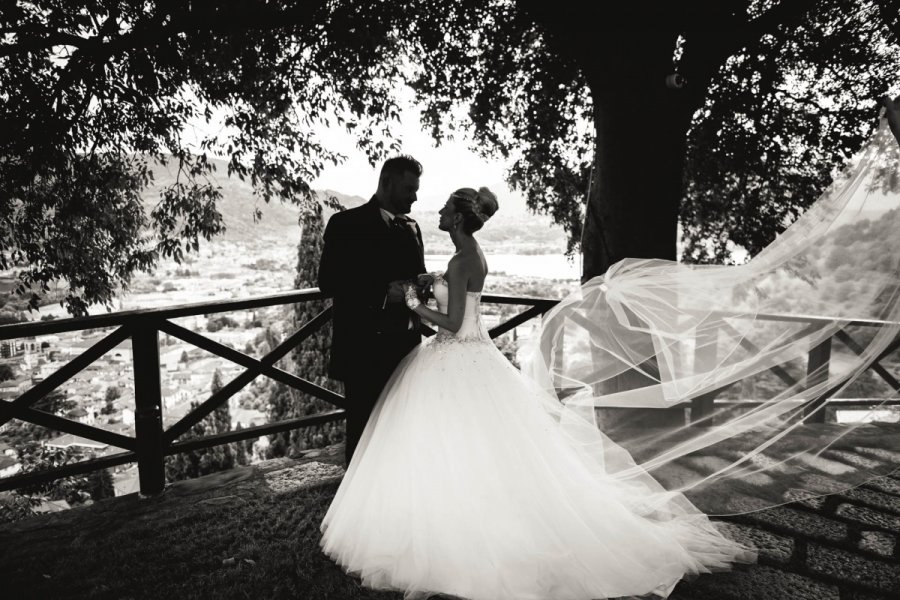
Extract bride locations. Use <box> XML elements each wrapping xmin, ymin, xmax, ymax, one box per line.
<box><xmin>319</xmin><ymin>186</ymin><xmax>755</xmax><ymax>600</ymax></box>
<box><xmin>321</xmin><ymin>97</ymin><xmax>900</xmax><ymax>600</ymax></box>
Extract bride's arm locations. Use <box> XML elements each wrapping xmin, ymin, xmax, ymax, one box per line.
<box><xmin>407</xmin><ymin>262</ymin><xmax>469</xmax><ymax>333</ymax></box>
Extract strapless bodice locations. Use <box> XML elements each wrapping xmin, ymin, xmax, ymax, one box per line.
<box><xmin>432</xmin><ymin>273</ymin><xmax>489</xmax><ymax>342</ymax></box>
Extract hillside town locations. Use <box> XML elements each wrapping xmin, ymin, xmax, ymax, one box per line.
<box><xmin>0</xmin><ymin>236</ymin><xmax>302</xmax><ymax>507</ymax></box>
<box><xmin>0</xmin><ymin>229</ymin><xmax>575</xmax><ymax>513</ymax></box>
<box><xmin>0</xmin><ymin>168</ymin><xmax>579</xmax><ymax>516</ymax></box>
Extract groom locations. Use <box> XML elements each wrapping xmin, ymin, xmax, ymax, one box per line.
<box><xmin>318</xmin><ymin>155</ymin><xmax>426</xmax><ymax>465</ymax></box>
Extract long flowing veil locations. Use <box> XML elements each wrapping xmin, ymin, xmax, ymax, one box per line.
<box><xmin>524</xmin><ymin>116</ymin><xmax>900</xmax><ymax>515</ymax></box>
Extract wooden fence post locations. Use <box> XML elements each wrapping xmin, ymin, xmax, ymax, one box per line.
<box><xmin>132</xmin><ymin>323</ymin><xmax>166</xmax><ymax>495</ymax></box>
<box><xmin>690</xmin><ymin>324</ymin><xmax>719</xmax><ymax>425</ymax></box>
<box><xmin>803</xmin><ymin>336</ymin><xmax>833</xmax><ymax>424</ymax></box>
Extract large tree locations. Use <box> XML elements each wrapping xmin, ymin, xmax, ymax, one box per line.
<box><xmin>2</xmin><ymin>1</ymin><xmax>899</xmax><ymax>314</ymax></box>
<box><xmin>411</xmin><ymin>1</ymin><xmax>900</xmax><ymax>273</ymax></box>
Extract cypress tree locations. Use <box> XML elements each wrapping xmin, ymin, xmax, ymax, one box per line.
<box><xmin>86</xmin><ymin>467</ymin><xmax>115</xmax><ymax>500</ymax></box>
<box><xmin>268</xmin><ymin>200</ymin><xmax>344</xmax><ymax>458</ymax></box>
<box><xmin>165</xmin><ymin>368</ymin><xmax>235</xmax><ymax>482</ymax></box>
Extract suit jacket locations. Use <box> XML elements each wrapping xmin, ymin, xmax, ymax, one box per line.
<box><xmin>318</xmin><ymin>198</ymin><xmax>426</xmax><ymax>381</ymax></box>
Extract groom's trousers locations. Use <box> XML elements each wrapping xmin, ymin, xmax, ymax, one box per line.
<box><xmin>342</xmin><ymin>332</ymin><xmax>419</xmax><ymax>465</ymax></box>
<box><xmin>343</xmin><ymin>375</ymin><xmax>387</xmax><ymax>465</ymax></box>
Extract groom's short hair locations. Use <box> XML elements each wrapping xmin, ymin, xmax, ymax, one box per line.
<box><xmin>380</xmin><ymin>155</ymin><xmax>423</xmax><ymax>182</ymax></box>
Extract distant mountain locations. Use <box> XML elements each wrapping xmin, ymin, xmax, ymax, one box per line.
<box><xmin>317</xmin><ymin>189</ymin><xmax>368</xmax><ymax>209</ymax></box>
<box><xmin>142</xmin><ymin>157</ymin><xmax>367</xmax><ymax>242</ymax></box>
<box><xmin>413</xmin><ymin>180</ymin><xmax>530</xmax><ymax>215</ymax></box>
<box><xmin>140</xmin><ymin>156</ymin><xmax>567</xmax><ymax>253</ymax></box>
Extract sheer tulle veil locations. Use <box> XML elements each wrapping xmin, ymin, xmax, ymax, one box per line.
<box><xmin>523</xmin><ymin>115</ymin><xmax>900</xmax><ymax>515</ymax></box>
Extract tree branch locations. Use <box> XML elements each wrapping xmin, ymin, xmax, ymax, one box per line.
<box><xmin>872</xmin><ymin>0</ymin><xmax>900</xmax><ymax>44</ymax></box>
<box><xmin>740</xmin><ymin>0</ymin><xmax>822</xmax><ymax>45</ymax></box>
<box><xmin>679</xmin><ymin>0</ymin><xmax>821</xmax><ymax>109</ymax></box>
<box><xmin>0</xmin><ymin>32</ymin><xmax>89</xmax><ymax>57</ymax></box>
<box><xmin>0</xmin><ymin>2</ymin><xmax>331</xmax><ymax>59</ymax></box>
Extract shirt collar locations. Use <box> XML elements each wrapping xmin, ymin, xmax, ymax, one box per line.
<box><xmin>380</xmin><ymin>207</ymin><xmax>413</xmax><ymax>228</ymax></box>
<box><xmin>379</xmin><ymin>207</ymin><xmax>396</xmax><ymax>226</ymax></box>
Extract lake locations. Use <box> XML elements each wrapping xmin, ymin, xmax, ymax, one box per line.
<box><xmin>425</xmin><ymin>253</ymin><xmax>581</xmax><ymax>280</ymax></box>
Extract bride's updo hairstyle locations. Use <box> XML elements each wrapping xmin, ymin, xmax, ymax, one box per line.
<box><xmin>451</xmin><ymin>187</ymin><xmax>499</xmax><ymax>234</ymax></box>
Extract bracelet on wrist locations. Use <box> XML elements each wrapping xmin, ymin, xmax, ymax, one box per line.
<box><xmin>404</xmin><ymin>285</ymin><xmax>421</xmax><ymax>309</ymax></box>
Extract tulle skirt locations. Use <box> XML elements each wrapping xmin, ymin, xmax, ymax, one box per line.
<box><xmin>320</xmin><ymin>336</ymin><xmax>755</xmax><ymax>600</ymax></box>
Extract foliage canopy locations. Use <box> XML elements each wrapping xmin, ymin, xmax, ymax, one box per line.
<box><xmin>1</xmin><ymin>1</ymin><xmax>899</xmax><ymax>312</ymax></box>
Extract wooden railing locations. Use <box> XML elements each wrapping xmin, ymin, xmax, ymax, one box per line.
<box><xmin>0</xmin><ymin>289</ymin><xmax>557</xmax><ymax>496</ymax></box>
<box><xmin>685</xmin><ymin>312</ymin><xmax>900</xmax><ymax>424</ymax></box>
<box><xmin>0</xmin><ymin>291</ymin><xmax>898</xmax><ymax>497</ymax></box>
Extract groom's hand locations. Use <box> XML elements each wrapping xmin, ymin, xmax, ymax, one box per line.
<box><xmin>415</xmin><ymin>273</ymin><xmax>434</xmax><ymax>300</ymax></box>
<box><xmin>386</xmin><ymin>280</ymin><xmax>406</xmax><ymax>304</ymax></box>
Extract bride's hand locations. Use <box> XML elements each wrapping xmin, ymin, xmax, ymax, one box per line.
<box><xmin>403</xmin><ymin>282</ymin><xmax>422</xmax><ymax>310</ymax></box>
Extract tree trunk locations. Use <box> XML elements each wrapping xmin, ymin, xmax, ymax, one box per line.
<box><xmin>522</xmin><ymin>1</ymin><xmax>817</xmax><ymax>280</ymax></box>
<box><xmin>523</xmin><ymin>1</ymin><xmax>821</xmax><ymax>431</ymax></box>
<box><xmin>580</xmin><ymin>34</ymin><xmax>698</xmax><ymax>282</ymax></box>
<box><xmin>578</xmin><ymin>32</ymin><xmax>702</xmax><ymax>430</ymax></box>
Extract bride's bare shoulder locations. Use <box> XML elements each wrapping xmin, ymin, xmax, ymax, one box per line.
<box><xmin>446</xmin><ymin>249</ymin><xmax>487</xmax><ymax>292</ymax></box>
<box><xmin>448</xmin><ymin>250</ymin><xmax>484</xmax><ymax>272</ymax></box>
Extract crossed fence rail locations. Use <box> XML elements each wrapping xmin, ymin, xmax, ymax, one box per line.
<box><xmin>0</xmin><ymin>289</ymin><xmax>897</xmax><ymax>497</ymax></box>
<box><xmin>0</xmin><ymin>289</ymin><xmax>555</xmax><ymax>496</ymax></box>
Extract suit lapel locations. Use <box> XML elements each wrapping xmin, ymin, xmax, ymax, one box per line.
<box><xmin>396</xmin><ymin>217</ymin><xmax>425</xmax><ymax>265</ymax></box>
<box><xmin>366</xmin><ymin>197</ymin><xmax>425</xmax><ymax>270</ymax></box>
<box><xmin>365</xmin><ymin>197</ymin><xmax>390</xmax><ymax>233</ymax></box>
<box><xmin>413</xmin><ymin>221</ymin><xmax>425</xmax><ymax>266</ymax></box>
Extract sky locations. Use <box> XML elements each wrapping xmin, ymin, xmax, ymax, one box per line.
<box><xmin>183</xmin><ymin>95</ymin><xmax>532</xmax><ymax>215</ymax></box>
<box><xmin>306</xmin><ymin>96</ymin><xmax>533</xmax><ymax>214</ymax></box>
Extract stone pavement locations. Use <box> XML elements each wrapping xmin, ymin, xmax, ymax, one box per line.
<box><xmin>671</xmin><ymin>470</ymin><xmax>900</xmax><ymax>599</ymax></box>
<box><xmin>1</xmin><ymin>442</ymin><xmax>898</xmax><ymax>599</ymax></box>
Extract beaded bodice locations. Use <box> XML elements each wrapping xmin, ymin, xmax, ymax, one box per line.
<box><xmin>432</xmin><ymin>272</ymin><xmax>490</xmax><ymax>343</ymax></box>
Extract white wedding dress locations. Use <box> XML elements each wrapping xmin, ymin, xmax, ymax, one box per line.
<box><xmin>320</xmin><ymin>273</ymin><xmax>755</xmax><ymax>600</ymax></box>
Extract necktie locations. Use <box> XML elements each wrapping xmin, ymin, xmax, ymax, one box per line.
<box><xmin>391</xmin><ymin>216</ymin><xmax>412</xmax><ymax>236</ymax></box>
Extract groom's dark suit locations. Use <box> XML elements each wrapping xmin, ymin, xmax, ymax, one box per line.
<box><xmin>318</xmin><ymin>198</ymin><xmax>426</xmax><ymax>464</ymax></box>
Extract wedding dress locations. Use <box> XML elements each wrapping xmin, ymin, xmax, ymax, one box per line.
<box><xmin>320</xmin><ymin>273</ymin><xmax>755</xmax><ymax>600</ymax></box>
